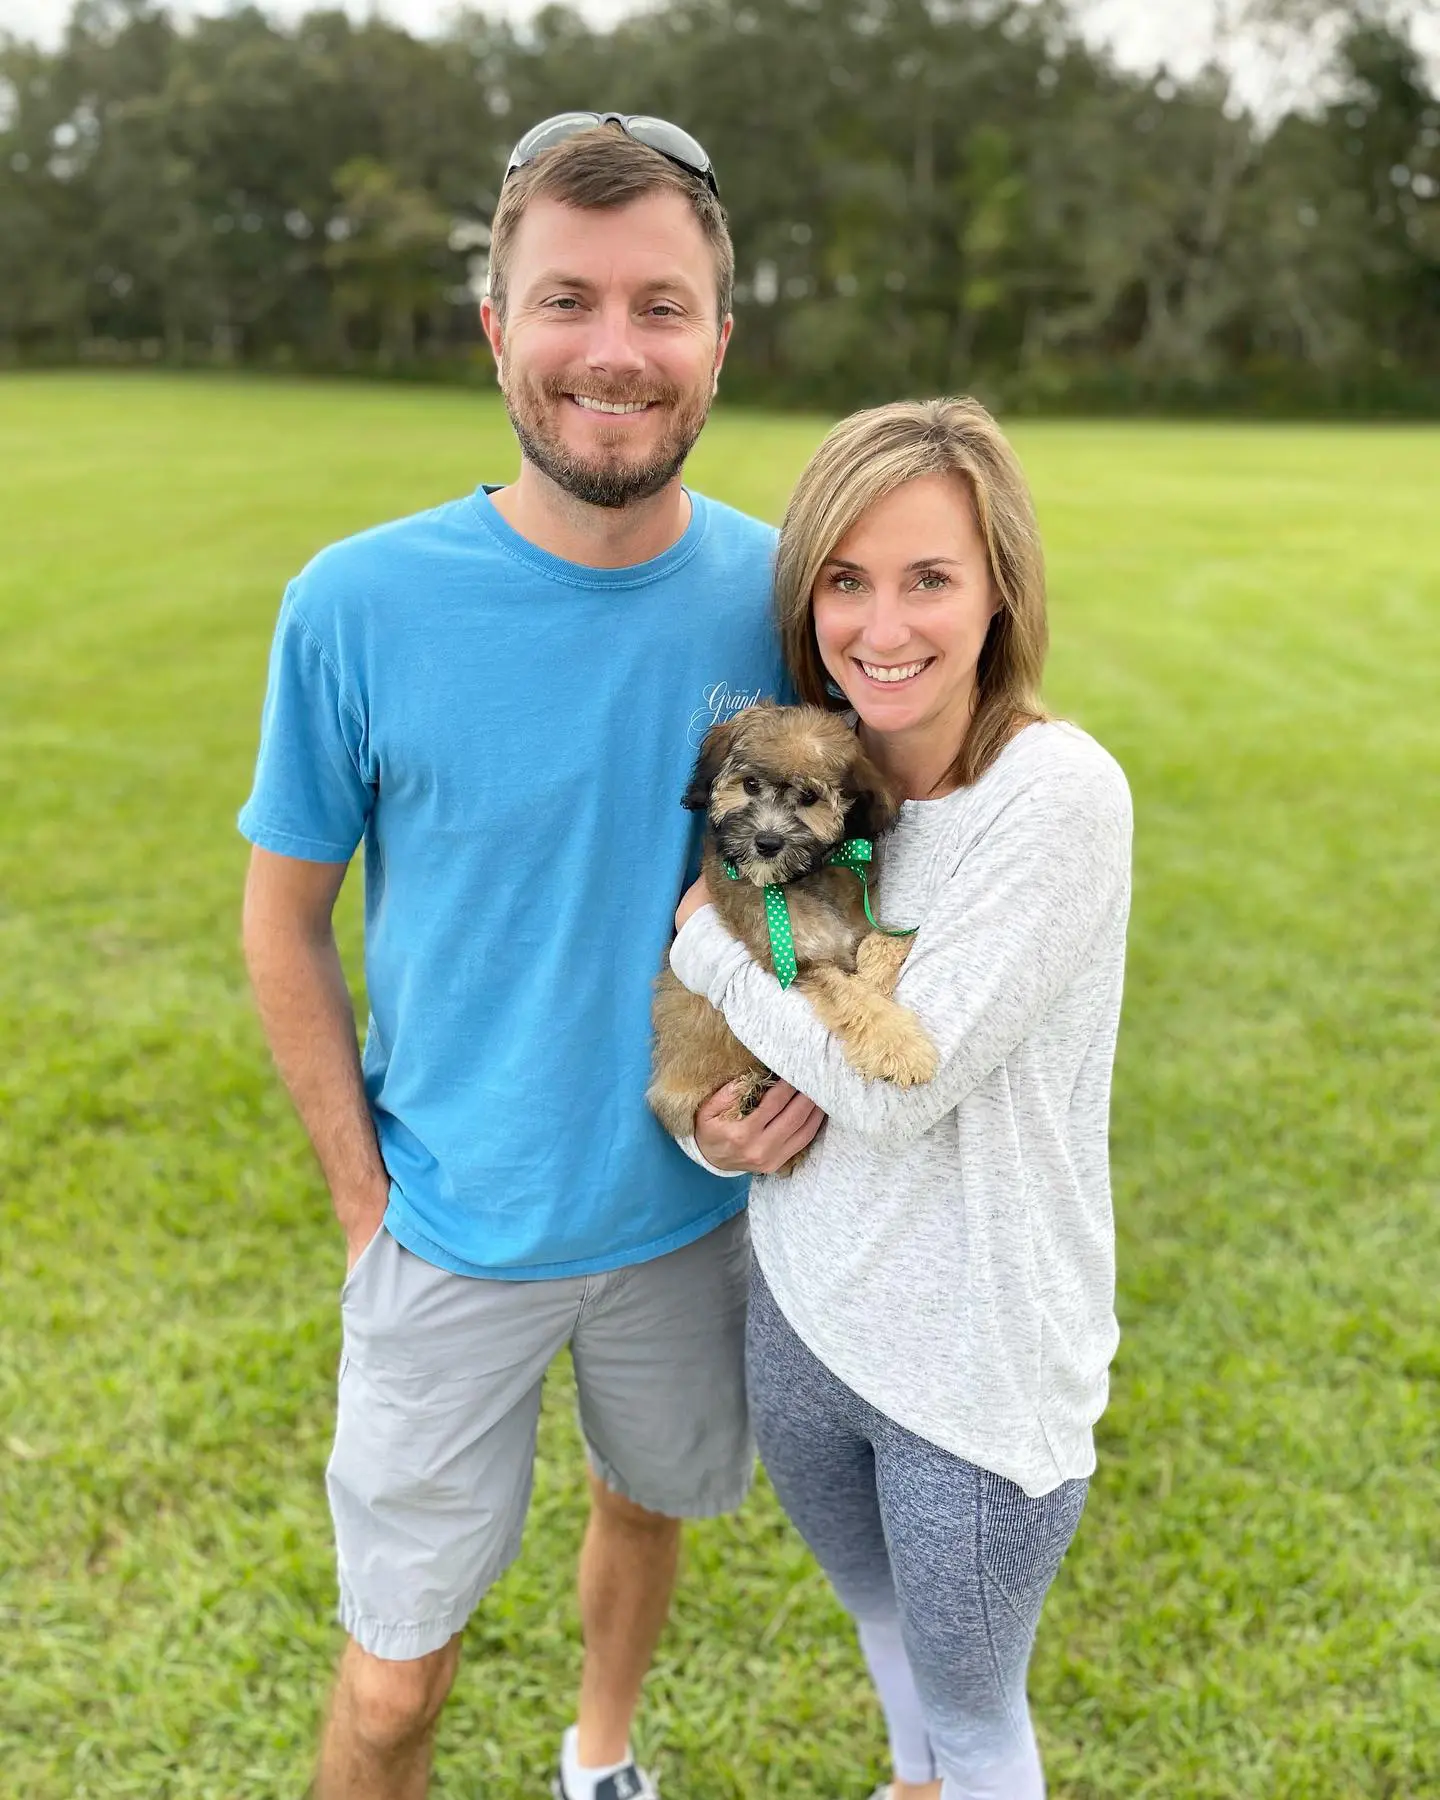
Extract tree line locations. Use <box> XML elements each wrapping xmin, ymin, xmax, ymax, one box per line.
<box><xmin>2</xmin><ymin>0</ymin><xmax>1437</xmax><ymax>413</ymax></box>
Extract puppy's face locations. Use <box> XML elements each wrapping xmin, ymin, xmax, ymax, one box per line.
<box><xmin>683</xmin><ymin>704</ymin><xmax>899</xmax><ymax>887</ymax></box>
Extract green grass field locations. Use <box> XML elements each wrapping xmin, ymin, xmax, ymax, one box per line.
<box><xmin>2</xmin><ymin>373</ymin><xmax>1437</xmax><ymax>1799</ymax></box>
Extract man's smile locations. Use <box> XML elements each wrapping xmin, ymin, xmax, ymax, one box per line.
<box><xmin>566</xmin><ymin>393</ymin><xmax>657</xmax><ymax>416</ymax></box>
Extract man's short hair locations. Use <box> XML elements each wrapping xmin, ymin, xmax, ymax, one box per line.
<box><xmin>487</xmin><ymin>124</ymin><xmax>735</xmax><ymax>326</ymax></box>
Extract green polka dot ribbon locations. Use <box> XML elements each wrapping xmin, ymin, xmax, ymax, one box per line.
<box><xmin>722</xmin><ymin>838</ymin><xmax>916</xmax><ymax>991</ymax></box>
<box><xmin>762</xmin><ymin>883</ymin><xmax>798</xmax><ymax>985</ymax></box>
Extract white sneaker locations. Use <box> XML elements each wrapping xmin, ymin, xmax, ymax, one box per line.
<box><xmin>552</xmin><ymin>1760</ymin><xmax>659</xmax><ymax>1800</ymax></box>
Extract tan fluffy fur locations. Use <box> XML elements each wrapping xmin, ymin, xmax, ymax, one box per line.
<box><xmin>647</xmin><ymin>705</ymin><xmax>937</xmax><ymax>1155</ymax></box>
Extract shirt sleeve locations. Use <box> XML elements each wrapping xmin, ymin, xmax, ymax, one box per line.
<box><xmin>668</xmin><ymin>753</ymin><xmax>1132</xmax><ymax>1146</ymax></box>
<box><xmin>674</xmin><ymin>1133</ymin><xmax>749</xmax><ymax>1179</ymax></box>
<box><xmin>237</xmin><ymin>585</ymin><xmax>374</xmax><ymax>863</ymax></box>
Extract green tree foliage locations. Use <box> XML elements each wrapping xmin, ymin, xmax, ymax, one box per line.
<box><xmin>0</xmin><ymin>0</ymin><xmax>1436</xmax><ymax>411</ymax></box>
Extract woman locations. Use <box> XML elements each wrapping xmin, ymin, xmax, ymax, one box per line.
<box><xmin>670</xmin><ymin>398</ymin><xmax>1131</xmax><ymax>1799</ymax></box>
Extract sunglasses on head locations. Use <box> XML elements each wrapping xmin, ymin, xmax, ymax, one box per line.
<box><xmin>503</xmin><ymin>111</ymin><xmax>720</xmax><ymax>199</ymax></box>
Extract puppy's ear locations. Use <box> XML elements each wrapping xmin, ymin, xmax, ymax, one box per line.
<box><xmin>682</xmin><ymin>717</ymin><xmax>739</xmax><ymax>811</ymax></box>
<box><xmin>843</xmin><ymin>745</ymin><xmax>903</xmax><ymax>840</ymax></box>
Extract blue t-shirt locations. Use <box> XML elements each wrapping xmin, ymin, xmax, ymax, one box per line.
<box><xmin>239</xmin><ymin>485</ymin><xmax>785</xmax><ymax>1278</ymax></box>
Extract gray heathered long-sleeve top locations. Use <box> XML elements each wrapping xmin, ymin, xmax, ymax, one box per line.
<box><xmin>669</xmin><ymin>721</ymin><xmax>1132</xmax><ymax>1497</ymax></box>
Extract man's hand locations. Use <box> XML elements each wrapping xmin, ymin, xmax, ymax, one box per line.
<box><xmin>340</xmin><ymin>1184</ymin><xmax>391</xmax><ymax>1272</ymax></box>
<box><xmin>675</xmin><ymin>871</ymin><xmax>713</xmax><ymax>933</ymax></box>
<box><xmin>694</xmin><ymin>1079</ymin><xmax>824</xmax><ymax>1174</ymax></box>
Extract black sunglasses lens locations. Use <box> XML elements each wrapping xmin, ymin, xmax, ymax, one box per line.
<box><xmin>508</xmin><ymin>111</ymin><xmax>602</xmax><ymax>170</ymax></box>
<box><xmin>623</xmin><ymin>116</ymin><xmax>712</xmax><ymax>177</ymax></box>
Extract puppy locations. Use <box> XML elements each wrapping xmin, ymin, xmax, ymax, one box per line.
<box><xmin>647</xmin><ymin>704</ymin><xmax>938</xmax><ymax>1152</ymax></box>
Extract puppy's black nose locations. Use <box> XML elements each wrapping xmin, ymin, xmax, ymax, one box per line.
<box><xmin>754</xmin><ymin>834</ymin><xmax>784</xmax><ymax>858</ymax></box>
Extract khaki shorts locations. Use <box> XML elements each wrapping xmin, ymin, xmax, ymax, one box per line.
<box><xmin>327</xmin><ymin>1211</ymin><xmax>753</xmax><ymax>1660</ymax></box>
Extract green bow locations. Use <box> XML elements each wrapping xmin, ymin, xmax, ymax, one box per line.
<box><xmin>721</xmin><ymin>837</ymin><xmax>916</xmax><ymax>992</ymax></box>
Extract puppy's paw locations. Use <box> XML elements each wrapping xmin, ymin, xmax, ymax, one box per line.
<box><xmin>842</xmin><ymin>1012</ymin><xmax>938</xmax><ymax>1086</ymax></box>
<box><xmin>855</xmin><ymin>932</ymin><xmax>912</xmax><ymax>996</ymax></box>
<box><xmin>728</xmin><ymin>1067</ymin><xmax>777</xmax><ymax>1118</ymax></box>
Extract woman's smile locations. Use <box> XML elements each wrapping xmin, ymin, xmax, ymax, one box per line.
<box><xmin>853</xmin><ymin>655</ymin><xmax>936</xmax><ymax>686</ymax></box>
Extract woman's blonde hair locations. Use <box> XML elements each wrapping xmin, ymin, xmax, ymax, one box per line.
<box><xmin>776</xmin><ymin>397</ymin><xmax>1049</xmax><ymax>792</ymax></box>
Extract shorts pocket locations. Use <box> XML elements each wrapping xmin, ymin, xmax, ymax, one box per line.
<box><xmin>341</xmin><ymin>1222</ymin><xmax>389</xmax><ymax>1305</ymax></box>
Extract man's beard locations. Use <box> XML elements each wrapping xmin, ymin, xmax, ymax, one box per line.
<box><xmin>501</xmin><ymin>365</ymin><xmax>714</xmax><ymax>510</ymax></box>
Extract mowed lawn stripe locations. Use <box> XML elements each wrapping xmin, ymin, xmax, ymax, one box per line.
<box><xmin>2</xmin><ymin>375</ymin><xmax>1436</xmax><ymax>1799</ymax></box>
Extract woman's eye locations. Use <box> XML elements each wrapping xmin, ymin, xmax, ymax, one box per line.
<box><xmin>916</xmin><ymin>571</ymin><xmax>950</xmax><ymax>590</ymax></box>
<box><xmin>831</xmin><ymin>574</ymin><xmax>862</xmax><ymax>593</ymax></box>
<box><xmin>743</xmin><ymin>776</ymin><xmax>762</xmax><ymax>796</ymax></box>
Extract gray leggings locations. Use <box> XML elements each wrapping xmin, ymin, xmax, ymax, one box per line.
<box><xmin>746</xmin><ymin>1264</ymin><xmax>1087</xmax><ymax>1799</ymax></box>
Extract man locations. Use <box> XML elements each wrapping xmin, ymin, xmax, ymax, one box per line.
<box><xmin>239</xmin><ymin>117</ymin><xmax>822</xmax><ymax>1800</ymax></box>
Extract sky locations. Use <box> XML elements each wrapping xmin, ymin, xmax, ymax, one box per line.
<box><xmin>3</xmin><ymin>0</ymin><xmax>1439</xmax><ymax>119</ymax></box>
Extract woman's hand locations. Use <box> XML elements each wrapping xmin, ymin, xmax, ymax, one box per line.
<box><xmin>694</xmin><ymin>1079</ymin><xmax>825</xmax><ymax>1173</ymax></box>
<box><xmin>675</xmin><ymin>871</ymin><xmax>714</xmax><ymax>933</ymax></box>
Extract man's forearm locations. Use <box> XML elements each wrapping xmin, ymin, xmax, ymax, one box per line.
<box><xmin>244</xmin><ymin>921</ymin><xmax>390</xmax><ymax>1239</ymax></box>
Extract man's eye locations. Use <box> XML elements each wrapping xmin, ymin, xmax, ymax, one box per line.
<box><xmin>797</xmin><ymin>787</ymin><xmax>820</xmax><ymax>806</ymax></box>
<box><xmin>743</xmin><ymin>776</ymin><xmax>762</xmax><ymax>796</ymax></box>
